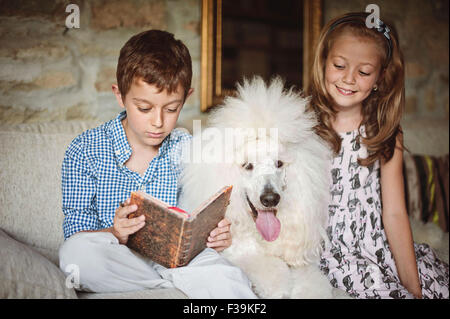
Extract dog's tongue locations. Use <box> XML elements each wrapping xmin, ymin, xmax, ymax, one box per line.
<box><xmin>255</xmin><ymin>210</ymin><xmax>281</xmax><ymax>242</ymax></box>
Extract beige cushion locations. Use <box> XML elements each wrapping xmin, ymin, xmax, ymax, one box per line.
<box><xmin>78</xmin><ymin>288</ymin><xmax>187</xmax><ymax>299</ymax></box>
<box><xmin>0</xmin><ymin>120</ymin><xmax>102</xmax><ymax>134</ymax></box>
<box><xmin>0</xmin><ymin>228</ymin><xmax>77</xmax><ymax>299</ymax></box>
<box><xmin>402</xmin><ymin>119</ymin><xmax>449</xmax><ymax>156</ymax></box>
<box><xmin>0</xmin><ymin>121</ymin><xmax>101</xmax><ymax>264</ymax></box>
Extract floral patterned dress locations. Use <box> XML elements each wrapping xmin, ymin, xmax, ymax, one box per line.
<box><xmin>319</xmin><ymin>126</ymin><xmax>449</xmax><ymax>299</ymax></box>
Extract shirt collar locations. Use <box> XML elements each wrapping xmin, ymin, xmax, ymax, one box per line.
<box><xmin>107</xmin><ymin>110</ymin><xmax>172</xmax><ymax>164</ymax></box>
<box><xmin>106</xmin><ymin>110</ymin><xmax>132</xmax><ymax>165</ymax></box>
<box><xmin>157</xmin><ymin>132</ymin><xmax>172</xmax><ymax>158</ymax></box>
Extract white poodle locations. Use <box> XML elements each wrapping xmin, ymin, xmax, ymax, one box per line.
<box><xmin>178</xmin><ymin>76</ymin><xmax>347</xmax><ymax>298</ymax></box>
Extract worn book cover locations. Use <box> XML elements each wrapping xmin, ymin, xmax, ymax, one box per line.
<box><xmin>126</xmin><ymin>185</ymin><xmax>232</xmax><ymax>268</ymax></box>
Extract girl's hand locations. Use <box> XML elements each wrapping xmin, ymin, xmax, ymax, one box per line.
<box><xmin>207</xmin><ymin>218</ymin><xmax>232</xmax><ymax>252</ymax></box>
<box><xmin>408</xmin><ymin>284</ymin><xmax>423</xmax><ymax>299</ymax></box>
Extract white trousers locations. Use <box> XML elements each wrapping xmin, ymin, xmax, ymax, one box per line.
<box><xmin>59</xmin><ymin>232</ymin><xmax>257</xmax><ymax>299</ymax></box>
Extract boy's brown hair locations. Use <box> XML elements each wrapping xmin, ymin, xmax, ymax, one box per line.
<box><xmin>116</xmin><ymin>30</ymin><xmax>192</xmax><ymax>101</ymax></box>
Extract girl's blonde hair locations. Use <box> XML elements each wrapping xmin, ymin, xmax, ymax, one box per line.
<box><xmin>306</xmin><ymin>12</ymin><xmax>405</xmax><ymax>166</ymax></box>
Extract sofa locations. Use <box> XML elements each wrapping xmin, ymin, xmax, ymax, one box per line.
<box><xmin>0</xmin><ymin>116</ymin><xmax>448</xmax><ymax>299</ymax></box>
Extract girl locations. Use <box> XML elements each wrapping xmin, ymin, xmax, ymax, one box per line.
<box><xmin>307</xmin><ymin>12</ymin><xmax>449</xmax><ymax>299</ymax></box>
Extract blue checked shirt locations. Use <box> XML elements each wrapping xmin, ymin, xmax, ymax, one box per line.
<box><xmin>61</xmin><ymin>110</ymin><xmax>192</xmax><ymax>240</ymax></box>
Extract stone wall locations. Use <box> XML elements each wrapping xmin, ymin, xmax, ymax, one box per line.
<box><xmin>0</xmin><ymin>0</ymin><xmax>201</xmax><ymax>125</ymax></box>
<box><xmin>324</xmin><ymin>0</ymin><xmax>449</xmax><ymax>122</ymax></box>
<box><xmin>0</xmin><ymin>0</ymin><xmax>448</xmax><ymax>128</ymax></box>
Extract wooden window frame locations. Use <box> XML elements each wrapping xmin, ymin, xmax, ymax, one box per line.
<box><xmin>200</xmin><ymin>0</ymin><xmax>323</xmax><ymax>112</ymax></box>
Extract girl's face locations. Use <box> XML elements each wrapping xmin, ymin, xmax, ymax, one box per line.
<box><xmin>324</xmin><ymin>34</ymin><xmax>383</xmax><ymax>113</ymax></box>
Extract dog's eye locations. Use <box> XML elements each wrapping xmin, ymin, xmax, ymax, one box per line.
<box><xmin>243</xmin><ymin>163</ymin><xmax>254</xmax><ymax>170</ymax></box>
<box><xmin>276</xmin><ymin>160</ymin><xmax>283</xmax><ymax>168</ymax></box>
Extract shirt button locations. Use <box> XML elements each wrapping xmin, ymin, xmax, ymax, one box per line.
<box><xmin>115</xmin><ymin>150</ymin><xmax>121</xmax><ymax>156</ymax></box>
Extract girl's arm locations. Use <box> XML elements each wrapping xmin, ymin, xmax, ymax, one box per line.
<box><xmin>380</xmin><ymin>133</ymin><xmax>422</xmax><ymax>298</ymax></box>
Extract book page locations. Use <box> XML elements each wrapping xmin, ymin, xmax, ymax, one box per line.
<box><xmin>189</xmin><ymin>186</ymin><xmax>233</xmax><ymax>219</ymax></box>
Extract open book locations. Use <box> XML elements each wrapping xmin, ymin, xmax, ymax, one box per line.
<box><xmin>126</xmin><ymin>185</ymin><xmax>233</xmax><ymax>268</ymax></box>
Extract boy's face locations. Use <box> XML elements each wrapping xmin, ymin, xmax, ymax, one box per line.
<box><xmin>112</xmin><ymin>77</ymin><xmax>193</xmax><ymax>151</ymax></box>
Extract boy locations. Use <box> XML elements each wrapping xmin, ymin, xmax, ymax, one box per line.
<box><xmin>59</xmin><ymin>30</ymin><xmax>256</xmax><ymax>298</ymax></box>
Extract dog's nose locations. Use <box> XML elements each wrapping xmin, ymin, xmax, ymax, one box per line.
<box><xmin>260</xmin><ymin>191</ymin><xmax>280</xmax><ymax>207</ymax></box>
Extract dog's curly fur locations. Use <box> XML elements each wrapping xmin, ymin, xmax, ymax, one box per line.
<box><xmin>178</xmin><ymin>76</ymin><xmax>346</xmax><ymax>298</ymax></box>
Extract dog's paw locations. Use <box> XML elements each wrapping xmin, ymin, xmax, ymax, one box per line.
<box><xmin>290</xmin><ymin>265</ymin><xmax>335</xmax><ymax>299</ymax></box>
<box><xmin>331</xmin><ymin>288</ymin><xmax>353</xmax><ymax>299</ymax></box>
<box><xmin>225</xmin><ymin>253</ymin><xmax>291</xmax><ymax>298</ymax></box>
<box><xmin>249</xmin><ymin>257</ymin><xmax>292</xmax><ymax>298</ymax></box>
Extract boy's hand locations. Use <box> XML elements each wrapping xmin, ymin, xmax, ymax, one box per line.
<box><xmin>207</xmin><ymin>218</ymin><xmax>232</xmax><ymax>252</ymax></box>
<box><xmin>111</xmin><ymin>198</ymin><xmax>145</xmax><ymax>245</ymax></box>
